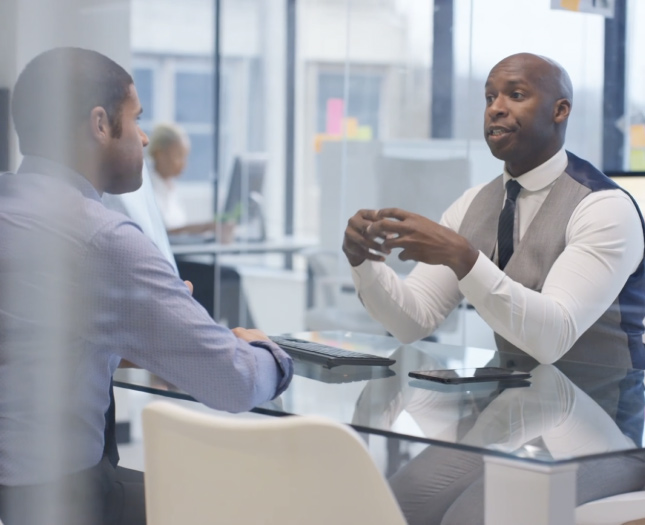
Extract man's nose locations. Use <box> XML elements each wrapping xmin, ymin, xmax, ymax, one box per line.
<box><xmin>140</xmin><ymin>129</ymin><xmax>149</xmax><ymax>147</ymax></box>
<box><xmin>487</xmin><ymin>96</ymin><xmax>508</xmax><ymax>117</ymax></box>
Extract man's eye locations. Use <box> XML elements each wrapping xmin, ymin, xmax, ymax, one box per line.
<box><xmin>511</xmin><ymin>92</ymin><xmax>525</xmax><ymax>99</ymax></box>
<box><xmin>485</xmin><ymin>95</ymin><xmax>495</xmax><ymax>104</ymax></box>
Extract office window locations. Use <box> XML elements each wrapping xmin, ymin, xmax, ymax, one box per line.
<box><xmin>174</xmin><ymin>69</ymin><xmax>215</xmax><ymax>182</ymax></box>
<box><xmin>247</xmin><ymin>57</ymin><xmax>265</xmax><ymax>152</ymax></box>
<box><xmin>175</xmin><ymin>72</ymin><xmax>213</xmax><ymax>124</ymax></box>
<box><xmin>185</xmin><ymin>133</ymin><xmax>214</xmax><ymax>185</ymax></box>
<box><xmin>133</xmin><ymin>67</ymin><xmax>154</xmax><ymax>120</ymax></box>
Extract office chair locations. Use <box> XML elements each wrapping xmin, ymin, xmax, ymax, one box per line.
<box><xmin>575</xmin><ymin>490</ymin><xmax>645</xmax><ymax>525</ymax></box>
<box><xmin>142</xmin><ymin>401</ymin><xmax>406</xmax><ymax>525</ymax></box>
<box><xmin>302</xmin><ymin>247</ymin><xmax>389</xmax><ymax>335</ymax></box>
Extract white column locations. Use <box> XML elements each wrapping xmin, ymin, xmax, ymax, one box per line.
<box><xmin>260</xmin><ymin>0</ymin><xmax>287</xmax><ymax>241</ymax></box>
<box><xmin>484</xmin><ymin>456</ymin><xmax>578</xmax><ymax>525</ymax></box>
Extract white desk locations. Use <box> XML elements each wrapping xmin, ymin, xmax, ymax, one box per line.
<box><xmin>171</xmin><ymin>236</ymin><xmax>317</xmax><ymax>324</ymax></box>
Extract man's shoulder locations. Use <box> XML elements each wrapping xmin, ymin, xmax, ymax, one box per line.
<box><xmin>563</xmin><ymin>151</ymin><xmax>616</xmax><ymax>192</ymax></box>
<box><xmin>5</xmin><ymin>170</ymin><xmax>144</xmax><ymax>243</ymax></box>
<box><xmin>84</xmin><ymin>198</ymin><xmax>146</xmax><ymax>246</ymax></box>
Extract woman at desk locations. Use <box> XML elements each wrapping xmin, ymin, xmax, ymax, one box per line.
<box><xmin>148</xmin><ymin>122</ymin><xmax>223</xmax><ymax>236</ymax></box>
<box><xmin>148</xmin><ymin>122</ymin><xmax>252</xmax><ymax>327</ymax></box>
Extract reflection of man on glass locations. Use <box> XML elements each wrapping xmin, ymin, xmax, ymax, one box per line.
<box><xmin>343</xmin><ymin>53</ymin><xmax>645</xmax><ymax>369</ymax></box>
<box><xmin>370</xmin><ymin>360</ymin><xmax>645</xmax><ymax>525</ymax></box>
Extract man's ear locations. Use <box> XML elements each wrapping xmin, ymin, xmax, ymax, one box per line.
<box><xmin>89</xmin><ymin>106</ymin><xmax>110</xmax><ymax>143</ymax></box>
<box><xmin>553</xmin><ymin>98</ymin><xmax>571</xmax><ymax>124</ymax></box>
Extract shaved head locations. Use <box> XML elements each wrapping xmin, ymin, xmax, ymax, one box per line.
<box><xmin>484</xmin><ymin>53</ymin><xmax>573</xmax><ymax>176</ymax></box>
<box><xmin>491</xmin><ymin>53</ymin><xmax>573</xmax><ymax>105</ymax></box>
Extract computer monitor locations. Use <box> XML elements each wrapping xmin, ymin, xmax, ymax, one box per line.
<box><xmin>223</xmin><ymin>154</ymin><xmax>267</xmax><ymax>241</ymax></box>
<box><xmin>607</xmin><ymin>171</ymin><xmax>645</xmax><ymax>214</ymax></box>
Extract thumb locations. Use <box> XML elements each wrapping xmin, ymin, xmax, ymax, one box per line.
<box><xmin>184</xmin><ymin>280</ymin><xmax>194</xmax><ymax>295</ymax></box>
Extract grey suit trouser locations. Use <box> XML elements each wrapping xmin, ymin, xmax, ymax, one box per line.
<box><xmin>388</xmin><ymin>447</ymin><xmax>645</xmax><ymax>525</ymax></box>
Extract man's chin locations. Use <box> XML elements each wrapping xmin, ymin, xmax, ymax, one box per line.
<box><xmin>485</xmin><ymin>141</ymin><xmax>510</xmax><ymax>162</ymax></box>
<box><xmin>106</xmin><ymin>174</ymin><xmax>143</xmax><ymax>195</ymax></box>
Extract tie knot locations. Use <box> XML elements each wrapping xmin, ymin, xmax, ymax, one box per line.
<box><xmin>505</xmin><ymin>179</ymin><xmax>522</xmax><ymax>201</ymax></box>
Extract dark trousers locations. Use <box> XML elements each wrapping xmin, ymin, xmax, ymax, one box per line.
<box><xmin>0</xmin><ymin>458</ymin><xmax>145</xmax><ymax>525</ymax></box>
<box><xmin>0</xmin><ymin>381</ymin><xmax>146</xmax><ymax>525</ymax></box>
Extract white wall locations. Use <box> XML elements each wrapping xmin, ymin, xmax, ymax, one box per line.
<box><xmin>0</xmin><ymin>0</ymin><xmax>132</xmax><ymax>171</ymax></box>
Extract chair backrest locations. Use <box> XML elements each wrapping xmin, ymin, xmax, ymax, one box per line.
<box><xmin>575</xmin><ymin>490</ymin><xmax>645</xmax><ymax>525</ymax></box>
<box><xmin>303</xmin><ymin>247</ymin><xmax>345</xmax><ymax>308</ymax></box>
<box><xmin>142</xmin><ymin>401</ymin><xmax>407</xmax><ymax>525</ymax></box>
<box><xmin>301</xmin><ymin>247</ymin><xmax>389</xmax><ymax>334</ymax></box>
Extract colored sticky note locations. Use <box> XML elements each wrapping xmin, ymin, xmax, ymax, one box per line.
<box><xmin>630</xmin><ymin>150</ymin><xmax>645</xmax><ymax>171</ymax></box>
<box><xmin>326</xmin><ymin>98</ymin><xmax>344</xmax><ymax>136</ymax></box>
<box><xmin>314</xmin><ymin>133</ymin><xmax>341</xmax><ymax>153</ymax></box>
<box><xmin>630</xmin><ymin>124</ymin><xmax>645</xmax><ymax>148</ymax></box>
<box><xmin>345</xmin><ymin>117</ymin><xmax>358</xmax><ymax>139</ymax></box>
<box><xmin>356</xmin><ymin>126</ymin><xmax>373</xmax><ymax>141</ymax></box>
<box><xmin>560</xmin><ymin>0</ymin><xmax>581</xmax><ymax>11</ymax></box>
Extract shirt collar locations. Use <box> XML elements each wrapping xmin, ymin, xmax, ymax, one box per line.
<box><xmin>17</xmin><ymin>155</ymin><xmax>102</xmax><ymax>202</ymax></box>
<box><xmin>502</xmin><ymin>147</ymin><xmax>568</xmax><ymax>192</ymax></box>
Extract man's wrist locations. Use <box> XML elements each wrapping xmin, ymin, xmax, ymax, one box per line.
<box><xmin>343</xmin><ymin>246</ymin><xmax>366</xmax><ymax>267</ymax></box>
<box><xmin>452</xmin><ymin>244</ymin><xmax>479</xmax><ymax>280</ymax></box>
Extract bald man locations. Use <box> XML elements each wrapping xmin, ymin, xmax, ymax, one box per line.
<box><xmin>344</xmin><ymin>52</ymin><xmax>645</xmax><ymax>369</ymax></box>
<box><xmin>343</xmin><ymin>52</ymin><xmax>645</xmax><ymax>524</ymax></box>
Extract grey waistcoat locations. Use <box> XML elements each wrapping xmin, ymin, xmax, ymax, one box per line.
<box><xmin>458</xmin><ymin>152</ymin><xmax>645</xmax><ymax>370</ymax></box>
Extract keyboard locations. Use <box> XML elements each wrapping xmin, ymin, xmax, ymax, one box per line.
<box><xmin>269</xmin><ymin>335</ymin><xmax>396</xmax><ymax>368</ymax></box>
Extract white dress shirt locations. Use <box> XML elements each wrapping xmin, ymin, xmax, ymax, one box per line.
<box><xmin>351</xmin><ymin>148</ymin><xmax>644</xmax><ymax>364</ymax></box>
<box><xmin>149</xmin><ymin>167</ymin><xmax>188</xmax><ymax>230</ymax></box>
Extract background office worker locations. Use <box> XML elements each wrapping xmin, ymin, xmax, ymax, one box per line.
<box><xmin>147</xmin><ymin>121</ymin><xmax>252</xmax><ymax>326</ymax></box>
<box><xmin>148</xmin><ymin>122</ymin><xmax>222</xmax><ymax>236</ymax></box>
<box><xmin>0</xmin><ymin>47</ymin><xmax>292</xmax><ymax>525</ymax></box>
<box><xmin>343</xmin><ymin>52</ymin><xmax>645</xmax><ymax>370</ymax></box>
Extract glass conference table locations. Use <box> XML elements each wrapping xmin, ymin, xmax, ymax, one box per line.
<box><xmin>114</xmin><ymin>331</ymin><xmax>645</xmax><ymax>525</ymax></box>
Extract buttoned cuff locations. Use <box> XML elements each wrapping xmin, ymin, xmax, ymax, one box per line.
<box><xmin>250</xmin><ymin>340</ymin><xmax>294</xmax><ymax>398</ymax></box>
<box><xmin>458</xmin><ymin>250</ymin><xmax>505</xmax><ymax>303</ymax></box>
<box><xmin>351</xmin><ymin>260</ymin><xmax>384</xmax><ymax>289</ymax></box>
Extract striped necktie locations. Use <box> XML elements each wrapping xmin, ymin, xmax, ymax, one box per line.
<box><xmin>497</xmin><ymin>179</ymin><xmax>522</xmax><ymax>270</ymax></box>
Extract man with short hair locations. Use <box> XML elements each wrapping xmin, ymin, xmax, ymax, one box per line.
<box><xmin>0</xmin><ymin>47</ymin><xmax>292</xmax><ymax>525</ymax></box>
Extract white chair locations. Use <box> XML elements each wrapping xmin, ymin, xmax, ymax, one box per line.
<box><xmin>142</xmin><ymin>401</ymin><xmax>406</xmax><ymax>525</ymax></box>
<box><xmin>575</xmin><ymin>491</ymin><xmax>645</xmax><ymax>525</ymax></box>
